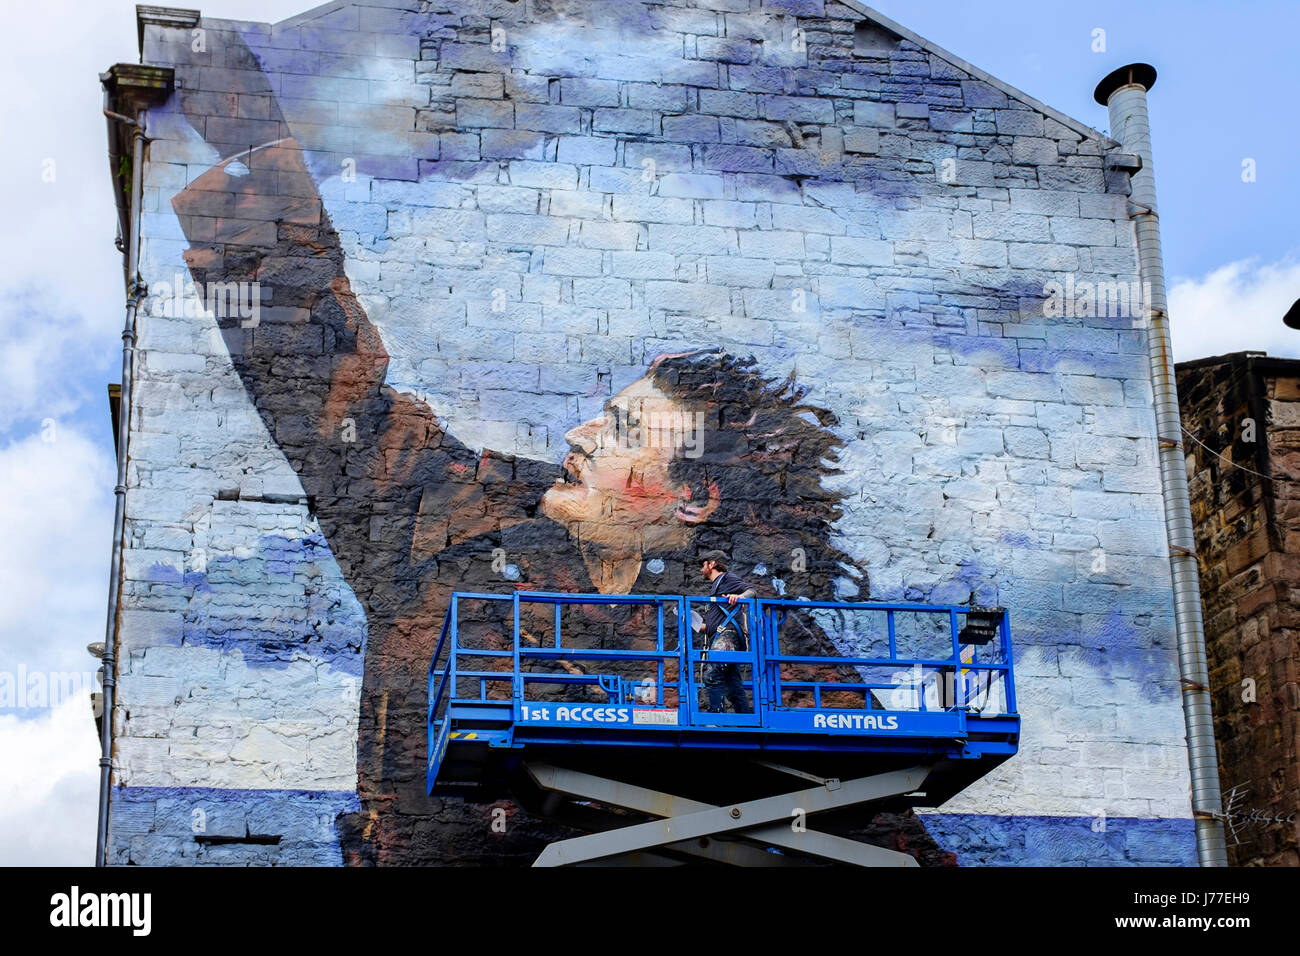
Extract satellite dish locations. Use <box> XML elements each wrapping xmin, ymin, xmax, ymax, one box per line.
<box><xmin>1284</xmin><ymin>298</ymin><xmax>1300</xmax><ymax>330</ymax></box>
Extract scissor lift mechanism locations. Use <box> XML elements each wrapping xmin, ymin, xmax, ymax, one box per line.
<box><xmin>428</xmin><ymin>592</ymin><xmax>1019</xmax><ymax>867</ymax></box>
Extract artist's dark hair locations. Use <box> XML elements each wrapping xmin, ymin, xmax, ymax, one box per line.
<box><xmin>649</xmin><ymin>349</ymin><xmax>867</xmax><ymax>601</ymax></box>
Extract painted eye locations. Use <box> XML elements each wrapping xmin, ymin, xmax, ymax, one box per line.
<box><xmin>224</xmin><ymin>160</ymin><xmax>250</xmax><ymax>178</ymax></box>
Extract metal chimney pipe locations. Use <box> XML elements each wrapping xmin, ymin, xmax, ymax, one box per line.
<box><xmin>1094</xmin><ymin>64</ymin><xmax>1228</xmax><ymax>866</ymax></box>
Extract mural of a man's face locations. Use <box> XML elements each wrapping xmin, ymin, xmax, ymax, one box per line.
<box><xmin>540</xmin><ymin>375</ymin><xmax>718</xmax><ymax>554</ymax></box>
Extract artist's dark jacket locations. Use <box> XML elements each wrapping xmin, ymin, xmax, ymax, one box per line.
<box><xmin>703</xmin><ymin>571</ymin><xmax>754</xmax><ymax>646</ymax></box>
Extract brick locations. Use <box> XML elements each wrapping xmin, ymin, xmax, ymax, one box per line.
<box><xmin>589</xmin><ymin>165</ymin><xmax>649</xmax><ymax>194</ymax></box>
<box><xmin>699</xmin><ymin>89</ymin><xmax>758</xmax><ymax>118</ymax></box>
<box><xmin>737</xmin><ymin>230</ymin><xmax>803</xmax><ymax>259</ymax></box>
<box><xmin>558</xmin><ymin>78</ymin><xmax>620</xmax><ymax>107</ymax></box>
<box><xmin>593</xmin><ymin>108</ymin><xmax>659</xmax><ymax>135</ymax></box>
<box><xmin>830</xmin><ymin>237</ymin><xmax>893</xmax><ymax>266</ymax></box>
<box><xmin>1008</xmin><ymin>188</ymin><xmax>1081</xmax><ymax>217</ymax></box>
<box><xmin>556</xmin><ymin>136</ymin><xmax>617</xmax><ymax>167</ymax></box>
<box><xmin>645</xmin><ymin>280</ymin><xmax>731</xmax><ymax>312</ymax></box>
<box><xmin>928</xmin><ymin>109</ymin><xmax>972</xmax><ymax>133</ymax></box>
<box><xmin>624</xmin><ymin>142</ymin><xmax>693</xmax><ymax>173</ymax></box>
<box><xmin>541</xmin><ymin>247</ymin><xmax>605</xmax><ymax>276</ymax></box>
<box><xmin>996</xmin><ymin>110</ymin><xmax>1045</xmax><ymax>136</ymax></box>
<box><xmin>438</xmin><ymin>43</ymin><xmax>510</xmax><ymax>73</ymax></box>
<box><xmin>549</xmin><ymin>190</ymin><xmax>606</xmax><ymax>218</ymax></box>
<box><xmin>760</xmin><ymin>95</ymin><xmax>835</xmax><ymax>124</ymax></box>
<box><xmin>845</xmin><ymin>128</ymin><xmax>880</xmax><ymax>154</ymax></box>
<box><xmin>451</xmin><ymin>73</ymin><xmax>504</xmax><ymax>99</ymax></box>
<box><xmin>1007</xmin><ymin>242</ymin><xmax>1079</xmax><ymax>271</ymax></box>
<box><xmin>515</xmin><ymin>103</ymin><xmax>583</xmax><ymax>134</ymax></box>
<box><xmin>480</xmin><ymin>130</ymin><xmax>548</xmax><ymax>160</ymax></box>
<box><xmin>770</xmin><ymin>204</ymin><xmax>845</xmax><ymax>234</ymax></box>
<box><xmin>626</xmin><ymin>83</ymin><xmax>688</xmax><ymax>112</ymax></box>
<box><xmin>972</xmin><ymin>212</ymin><xmax>1050</xmax><ymax>243</ymax></box>
<box><xmin>508</xmin><ymin>161</ymin><xmax>579</xmax><ymax>190</ymax></box>
<box><xmin>1050</xmin><ymin>217</ymin><xmax>1116</xmax><ymax>246</ymax></box>
<box><xmin>962</xmin><ymin>80</ymin><xmax>1008</xmax><ymax>108</ymax></box>
<box><xmin>1012</xmin><ymin>137</ymin><xmax>1059</xmax><ymax>166</ymax></box>
<box><xmin>661</xmin><ymin>114</ymin><xmax>721</xmax><ymax>142</ymax></box>
<box><xmin>610</xmin><ymin>251</ymin><xmax>676</xmax><ymax>279</ymax></box>
<box><xmin>485</xmin><ymin>214</ymin><xmax>570</xmax><ymax>246</ymax></box>
<box><xmin>701</xmin><ymin>145</ymin><xmax>772</xmax><ymax>174</ymax></box>
<box><xmin>853</xmin><ymin>101</ymin><xmax>895</xmax><ymax>128</ymax></box>
<box><xmin>576</xmin><ymin>221</ymin><xmax>640</xmax><ymax>250</ymax></box>
<box><xmin>456</xmin><ymin>98</ymin><xmax>514</xmax><ymax>128</ymax></box>
<box><xmin>648</xmin><ymin>223</ymin><xmax>735</xmax><ymax>255</ymax></box>
<box><xmin>695</xmin><ymin>33</ymin><xmax>757</xmax><ymax>62</ymax></box>
<box><xmin>702</xmin><ymin>200</ymin><xmax>757</xmax><ymax>228</ymax></box>
<box><xmin>612</xmin><ymin>194</ymin><xmax>694</xmax><ymax>224</ymax></box>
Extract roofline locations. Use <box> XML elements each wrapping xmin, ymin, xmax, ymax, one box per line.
<box><xmin>275</xmin><ymin>0</ymin><xmax>349</xmax><ymax>28</ymax></box>
<box><xmin>838</xmin><ymin>1</ymin><xmax>1118</xmax><ymax>148</ymax></box>
<box><xmin>1176</xmin><ymin>351</ymin><xmax>1300</xmax><ymax>376</ymax></box>
<box><xmin>143</xmin><ymin>0</ymin><xmax>1118</xmax><ymax>149</ymax></box>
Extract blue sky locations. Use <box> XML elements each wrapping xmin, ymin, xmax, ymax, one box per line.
<box><xmin>0</xmin><ymin>0</ymin><xmax>1296</xmax><ymax>865</ymax></box>
<box><xmin>868</xmin><ymin>0</ymin><xmax>1300</xmax><ymax>285</ymax></box>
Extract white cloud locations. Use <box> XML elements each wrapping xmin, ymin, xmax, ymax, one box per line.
<box><xmin>0</xmin><ymin>428</ymin><xmax>114</xmax><ymax>677</ymax></box>
<box><xmin>0</xmin><ymin>694</ymin><xmax>101</xmax><ymax>866</ymax></box>
<box><xmin>1168</xmin><ymin>255</ymin><xmax>1300</xmax><ymax>363</ymax></box>
<box><xmin>0</xmin><ymin>0</ymin><xmax>345</xmax><ymax>870</ymax></box>
<box><xmin>0</xmin><ymin>0</ymin><xmax>332</xmax><ymax>411</ymax></box>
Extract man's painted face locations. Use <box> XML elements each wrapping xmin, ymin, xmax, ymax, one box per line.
<box><xmin>540</xmin><ymin>375</ymin><xmax>715</xmax><ymax>551</ymax></box>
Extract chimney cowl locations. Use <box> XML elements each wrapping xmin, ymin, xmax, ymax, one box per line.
<box><xmin>1283</xmin><ymin>298</ymin><xmax>1300</xmax><ymax>330</ymax></box>
<box><xmin>1094</xmin><ymin>62</ymin><xmax>1158</xmax><ymax>105</ymax></box>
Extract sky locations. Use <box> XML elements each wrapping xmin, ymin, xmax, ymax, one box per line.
<box><xmin>0</xmin><ymin>0</ymin><xmax>1296</xmax><ymax>866</ymax></box>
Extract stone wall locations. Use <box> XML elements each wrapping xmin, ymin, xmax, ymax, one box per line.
<box><xmin>105</xmin><ymin>0</ymin><xmax>1198</xmax><ymax>864</ymax></box>
<box><xmin>1178</xmin><ymin>352</ymin><xmax>1300</xmax><ymax>866</ymax></box>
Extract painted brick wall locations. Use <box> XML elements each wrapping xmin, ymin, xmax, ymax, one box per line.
<box><xmin>106</xmin><ymin>0</ymin><xmax>1197</xmax><ymax>864</ymax></box>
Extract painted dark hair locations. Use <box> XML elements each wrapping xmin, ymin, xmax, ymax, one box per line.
<box><xmin>648</xmin><ymin>349</ymin><xmax>867</xmax><ymax>602</ymax></box>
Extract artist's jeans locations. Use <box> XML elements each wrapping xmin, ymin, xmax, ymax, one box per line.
<box><xmin>702</xmin><ymin>627</ymin><xmax>751</xmax><ymax>714</ymax></box>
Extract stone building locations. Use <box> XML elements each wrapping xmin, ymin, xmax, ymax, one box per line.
<box><xmin>1178</xmin><ymin>351</ymin><xmax>1300</xmax><ymax>866</ymax></box>
<box><xmin>98</xmin><ymin>0</ymin><xmax>1204</xmax><ymax>864</ymax></box>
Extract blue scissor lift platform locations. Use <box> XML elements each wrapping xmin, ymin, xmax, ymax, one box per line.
<box><xmin>428</xmin><ymin>591</ymin><xmax>1019</xmax><ymax>866</ymax></box>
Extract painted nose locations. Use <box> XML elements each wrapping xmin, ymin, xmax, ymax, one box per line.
<box><xmin>565</xmin><ymin>415</ymin><xmax>606</xmax><ymax>454</ymax></box>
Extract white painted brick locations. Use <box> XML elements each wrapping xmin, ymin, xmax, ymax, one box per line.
<box><xmin>613</xmin><ymin>194</ymin><xmax>695</xmax><ymax>224</ymax></box>
<box><xmin>610</xmin><ymin>251</ymin><xmax>676</xmax><ymax>279</ymax></box>
<box><xmin>508</xmin><ymin>161</ymin><xmax>579</xmax><ymax>190</ymax></box>
<box><xmin>657</xmin><ymin>173</ymin><xmax>727</xmax><ymax>200</ymax></box>
<box><xmin>650</xmin><ymin>223</ymin><xmax>735</xmax><ymax>255</ymax></box>
<box><xmin>541</xmin><ymin>246</ymin><xmax>605</xmax><ymax>276</ymax></box>
<box><xmin>556</xmin><ymin>136</ymin><xmax>617</xmax><ymax>166</ymax></box>
<box><xmin>830</xmin><ymin>236</ymin><xmax>892</xmax><ymax>266</ymax></box>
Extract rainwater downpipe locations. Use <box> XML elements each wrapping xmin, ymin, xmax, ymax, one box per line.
<box><xmin>1094</xmin><ymin>64</ymin><xmax>1228</xmax><ymax>866</ymax></box>
<box><xmin>96</xmin><ymin>100</ymin><xmax>147</xmax><ymax>868</ymax></box>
